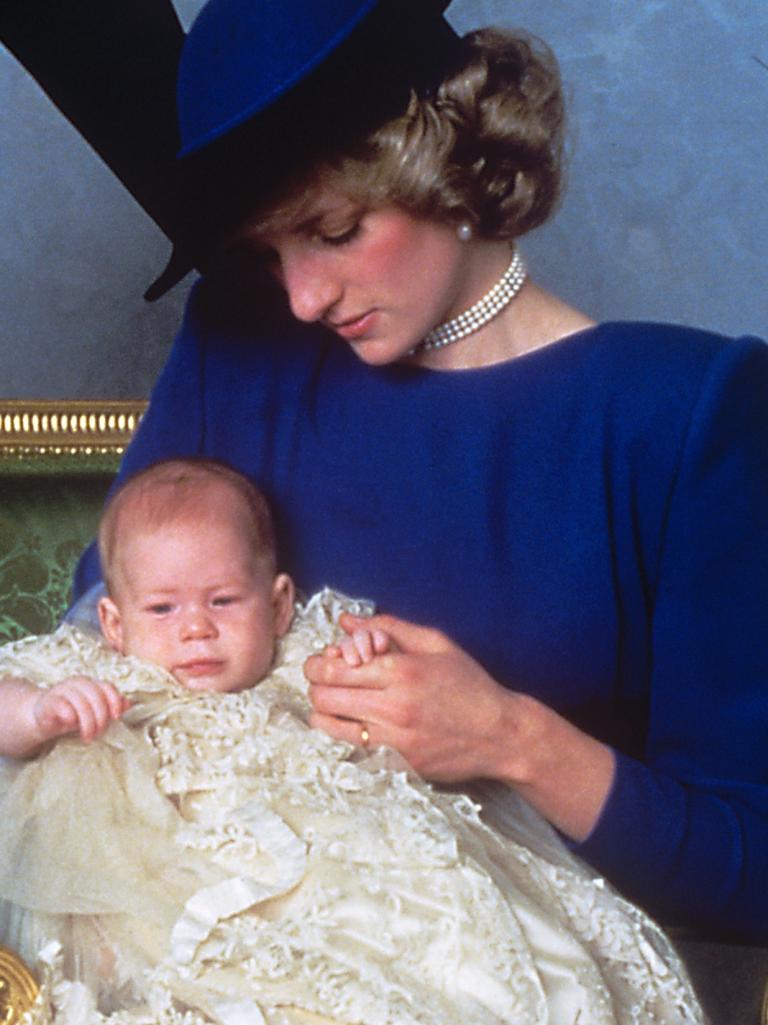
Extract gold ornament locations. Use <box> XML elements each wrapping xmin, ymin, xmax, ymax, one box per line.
<box><xmin>0</xmin><ymin>947</ymin><xmax>39</xmax><ymax>1025</ymax></box>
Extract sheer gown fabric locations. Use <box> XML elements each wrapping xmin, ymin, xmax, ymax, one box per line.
<box><xmin>0</xmin><ymin>591</ymin><xmax>704</xmax><ymax>1025</ymax></box>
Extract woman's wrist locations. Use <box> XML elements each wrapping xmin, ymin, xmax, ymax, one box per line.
<box><xmin>489</xmin><ymin>689</ymin><xmax>616</xmax><ymax>843</ymax></box>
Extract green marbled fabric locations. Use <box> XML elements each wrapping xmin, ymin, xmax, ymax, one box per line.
<box><xmin>0</xmin><ymin>475</ymin><xmax>112</xmax><ymax>641</ymax></box>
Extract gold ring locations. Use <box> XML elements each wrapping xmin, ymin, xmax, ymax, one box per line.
<box><xmin>359</xmin><ymin>723</ymin><xmax>370</xmax><ymax>748</ymax></box>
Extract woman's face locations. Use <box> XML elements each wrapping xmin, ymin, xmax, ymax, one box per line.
<box><xmin>229</xmin><ymin>188</ymin><xmax>504</xmax><ymax>366</ymax></box>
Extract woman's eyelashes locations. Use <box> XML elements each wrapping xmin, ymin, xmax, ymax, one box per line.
<box><xmin>226</xmin><ymin>213</ymin><xmax>363</xmax><ymax>277</ymax></box>
<box><xmin>318</xmin><ymin>220</ymin><xmax>362</xmax><ymax>247</ymax></box>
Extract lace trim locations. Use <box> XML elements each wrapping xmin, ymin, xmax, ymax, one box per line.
<box><xmin>2</xmin><ymin>590</ymin><xmax>705</xmax><ymax>1025</ymax></box>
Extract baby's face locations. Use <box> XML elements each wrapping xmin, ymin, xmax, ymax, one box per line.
<box><xmin>99</xmin><ymin>517</ymin><xmax>293</xmax><ymax>693</ymax></box>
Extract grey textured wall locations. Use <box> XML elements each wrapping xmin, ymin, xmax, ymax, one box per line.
<box><xmin>473</xmin><ymin>0</ymin><xmax>768</xmax><ymax>337</ymax></box>
<box><xmin>1</xmin><ymin>0</ymin><xmax>766</xmax><ymax>399</ymax></box>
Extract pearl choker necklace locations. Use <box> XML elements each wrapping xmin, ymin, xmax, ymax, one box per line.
<box><xmin>410</xmin><ymin>246</ymin><xmax>527</xmax><ymax>356</ymax></box>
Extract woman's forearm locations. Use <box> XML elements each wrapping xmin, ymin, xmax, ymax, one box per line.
<box><xmin>489</xmin><ymin>690</ymin><xmax>616</xmax><ymax>842</ymax></box>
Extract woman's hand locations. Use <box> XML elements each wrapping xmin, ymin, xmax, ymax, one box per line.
<box><xmin>306</xmin><ymin>612</ymin><xmax>523</xmax><ymax>782</ymax></box>
<box><xmin>304</xmin><ymin>612</ymin><xmax>616</xmax><ymax>842</ymax></box>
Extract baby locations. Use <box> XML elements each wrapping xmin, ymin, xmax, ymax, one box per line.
<box><xmin>0</xmin><ymin>460</ymin><xmax>703</xmax><ymax>1025</ymax></box>
<box><xmin>0</xmin><ymin>459</ymin><xmax>296</xmax><ymax>757</ymax></box>
<box><xmin>0</xmin><ymin>458</ymin><xmax>387</xmax><ymax>760</ymax></box>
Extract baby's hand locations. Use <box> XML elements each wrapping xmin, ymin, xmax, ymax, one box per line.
<box><xmin>33</xmin><ymin>677</ymin><xmax>129</xmax><ymax>744</ymax></box>
<box><xmin>325</xmin><ymin>627</ymin><xmax>392</xmax><ymax>667</ymax></box>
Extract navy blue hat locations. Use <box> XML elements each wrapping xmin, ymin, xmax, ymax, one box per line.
<box><xmin>177</xmin><ymin>0</ymin><xmax>458</xmax><ymax>158</ymax></box>
<box><xmin>145</xmin><ymin>0</ymin><xmax>460</xmax><ymax>298</ymax></box>
<box><xmin>179</xmin><ymin>0</ymin><xmax>378</xmax><ymax>156</ymax></box>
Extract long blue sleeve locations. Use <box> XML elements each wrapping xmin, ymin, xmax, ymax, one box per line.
<box><xmin>577</xmin><ymin>337</ymin><xmax>768</xmax><ymax>939</ymax></box>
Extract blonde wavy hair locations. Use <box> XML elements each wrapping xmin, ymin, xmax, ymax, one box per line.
<box><xmin>254</xmin><ymin>29</ymin><xmax>566</xmax><ymax>242</ymax></box>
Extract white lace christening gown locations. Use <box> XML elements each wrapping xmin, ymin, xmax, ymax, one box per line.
<box><xmin>0</xmin><ymin>590</ymin><xmax>705</xmax><ymax>1025</ymax></box>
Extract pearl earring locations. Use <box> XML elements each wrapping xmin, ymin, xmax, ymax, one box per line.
<box><xmin>456</xmin><ymin>222</ymin><xmax>473</xmax><ymax>242</ymax></box>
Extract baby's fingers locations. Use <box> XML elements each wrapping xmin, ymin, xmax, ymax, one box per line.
<box><xmin>371</xmin><ymin>629</ymin><xmax>390</xmax><ymax>654</ymax></box>
<box><xmin>77</xmin><ymin>679</ymin><xmax>129</xmax><ymax>739</ymax></box>
<box><xmin>71</xmin><ymin>686</ymin><xmax>108</xmax><ymax>741</ymax></box>
<box><xmin>34</xmin><ymin>693</ymin><xmax>79</xmax><ymax>738</ymax></box>
<box><xmin>338</xmin><ymin>636</ymin><xmax>363</xmax><ymax>667</ymax></box>
<box><xmin>98</xmin><ymin>680</ymin><xmax>130</xmax><ymax>721</ymax></box>
<box><xmin>36</xmin><ymin>678</ymin><xmax>127</xmax><ymax>743</ymax></box>
<box><xmin>335</xmin><ymin>628</ymin><xmax>394</xmax><ymax>666</ymax></box>
<box><xmin>342</xmin><ymin>628</ymin><xmax>389</xmax><ymax>666</ymax></box>
<box><xmin>34</xmin><ymin>690</ymin><xmax>96</xmax><ymax>742</ymax></box>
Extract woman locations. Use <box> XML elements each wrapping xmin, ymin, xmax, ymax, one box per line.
<box><xmin>75</xmin><ymin>0</ymin><xmax>768</xmax><ymax>943</ymax></box>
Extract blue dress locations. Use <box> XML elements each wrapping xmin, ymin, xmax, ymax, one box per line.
<box><xmin>76</xmin><ymin>279</ymin><xmax>768</xmax><ymax>941</ymax></box>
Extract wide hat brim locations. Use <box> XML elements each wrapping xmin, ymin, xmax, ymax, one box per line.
<box><xmin>178</xmin><ymin>0</ymin><xmax>454</xmax><ymax>157</ymax></box>
<box><xmin>148</xmin><ymin>0</ymin><xmax>460</xmax><ymax>299</ymax></box>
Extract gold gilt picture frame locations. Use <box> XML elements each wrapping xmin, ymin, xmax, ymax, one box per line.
<box><xmin>0</xmin><ymin>944</ymin><xmax>40</xmax><ymax>1025</ymax></box>
<box><xmin>0</xmin><ymin>400</ymin><xmax>146</xmax><ymax>474</ymax></box>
